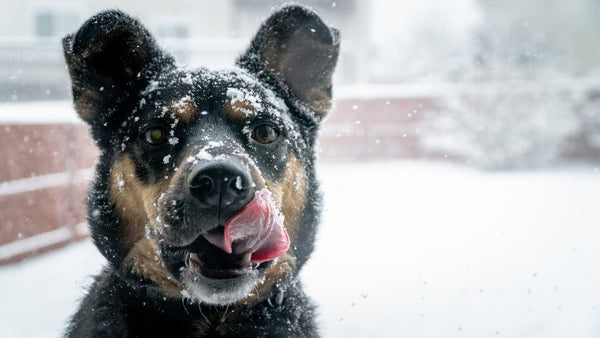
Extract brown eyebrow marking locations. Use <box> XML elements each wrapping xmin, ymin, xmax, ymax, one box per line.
<box><xmin>224</xmin><ymin>98</ymin><xmax>258</xmax><ymax>121</ymax></box>
<box><xmin>224</xmin><ymin>87</ymin><xmax>263</xmax><ymax>120</ymax></box>
<box><xmin>167</xmin><ymin>96</ymin><xmax>196</xmax><ymax>123</ymax></box>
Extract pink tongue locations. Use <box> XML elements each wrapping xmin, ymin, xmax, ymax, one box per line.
<box><xmin>203</xmin><ymin>189</ymin><xmax>290</xmax><ymax>263</ymax></box>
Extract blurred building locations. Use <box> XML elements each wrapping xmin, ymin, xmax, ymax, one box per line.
<box><xmin>0</xmin><ymin>0</ymin><xmax>370</xmax><ymax>101</ymax></box>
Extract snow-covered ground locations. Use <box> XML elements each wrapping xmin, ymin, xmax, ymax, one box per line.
<box><xmin>1</xmin><ymin>160</ymin><xmax>599</xmax><ymax>338</ymax></box>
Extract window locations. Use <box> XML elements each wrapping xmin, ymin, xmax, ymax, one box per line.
<box><xmin>34</xmin><ymin>10</ymin><xmax>80</xmax><ymax>38</ymax></box>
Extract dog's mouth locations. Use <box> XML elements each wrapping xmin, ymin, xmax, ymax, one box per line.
<box><xmin>179</xmin><ymin>189</ymin><xmax>289</xmax><ymax>280</ymax></box>
<box><xmin>185</xmin><ymin>239</ymin><xmax>261</xmax><ymax>280</ymax></box>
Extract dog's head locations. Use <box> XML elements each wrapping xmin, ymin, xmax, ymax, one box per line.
<box><xmin>64</xmin><ymin>6</ymin><xmax>339</xmax><ymax>305</ymax></box>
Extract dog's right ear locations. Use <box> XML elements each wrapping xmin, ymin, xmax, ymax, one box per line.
<box><xmin>237</xmin><ymin>5</ymin><xmax>340</xmax><ymax>121</ymax></box>
<box><xmin>63</xmin><ymin>10</ymin><xmax>174</xmax><ymax>126</ymax></box>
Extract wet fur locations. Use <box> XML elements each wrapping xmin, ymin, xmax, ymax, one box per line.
<box><xmin>63</xmin><ymin>5</ymin><xmax>339</xmax><ymax>338</ymax></box>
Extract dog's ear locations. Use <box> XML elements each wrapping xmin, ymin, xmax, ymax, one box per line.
<box><xmin>238</xmin><ymin>5</ymin><xmax>340</xmax><ymax>120</ymax></box>
<box><xmin>63</xmin><ymin>10</ymin><xmax>174</xmax><ymax>125</ymax></box>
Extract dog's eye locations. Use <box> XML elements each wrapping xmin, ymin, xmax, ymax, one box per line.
<box><xmin>144</xmin><ymin>127</ymin><xmax>167</xmax><ymax>145</ymax></box>
<box><xmin>252</xmin><ymin>124</ymin><xmax>280</xmax><ymax>144</ymax></box>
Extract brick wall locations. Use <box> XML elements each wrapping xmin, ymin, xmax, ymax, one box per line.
<box><xmin>0</xmin><ymin>96</ymin><xmax>437</xmax><ymax>264</ymax></box>
<box><xmin>321</xmin><ymin>97</ymin><xmax>439</xmax><ymax>160</ymax></box>
<box><xmin>0</xmin><ymin>123</ymin><xmax>98</xmax><ymax>264</ymax></box>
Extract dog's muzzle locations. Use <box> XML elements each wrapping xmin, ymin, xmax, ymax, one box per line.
<box><xmin>182</xmin><ymin>159</ymin><xmax>289</xmax><ymax>264</ymax></box>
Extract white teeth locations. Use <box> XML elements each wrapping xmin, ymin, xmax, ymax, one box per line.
<box><xmin>189</xmin><ymin>253</ymin><xmax>201</xmax><ymax>267</ymax></box>
<box><xmin>241</xmin><ymin>252</ymin><xmax>252</xmax><ymax>266</ymax></box>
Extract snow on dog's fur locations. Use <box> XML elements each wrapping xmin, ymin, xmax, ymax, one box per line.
<box><xmin>63</xmin><ymin>5</ymin><xmax>339</xmax><ymax>337</ymax></box>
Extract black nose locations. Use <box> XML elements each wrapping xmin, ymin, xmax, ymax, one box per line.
<box><xmin>188</xmin><ymin>160</ymin><xmax>254</xmax><ymax>214</ymax></box>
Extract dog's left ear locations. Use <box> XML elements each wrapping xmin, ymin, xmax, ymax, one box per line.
<box><xmin>238</xmin><ymin>5</ymin><xmax>340</xmax><ymax>120</ymax></box>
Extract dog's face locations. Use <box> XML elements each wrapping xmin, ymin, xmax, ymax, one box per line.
<box><xmin>64</xmin><ymin>7</ymin><xmax>339</xmax><ymax>305</ymax></box>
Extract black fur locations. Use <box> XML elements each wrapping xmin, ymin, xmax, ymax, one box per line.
<box><xmin>63</xmin><ymin>5</ymin><xmax>339</xmax><ymax>338</ymax></box>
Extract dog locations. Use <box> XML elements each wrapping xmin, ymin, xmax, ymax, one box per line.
<box><xmin>62</xmin><ymin>4</ymin><xmax>339</xmax><ymax>337</ymax></box>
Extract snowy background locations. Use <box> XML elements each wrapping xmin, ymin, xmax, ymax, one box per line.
<box><xmin>2</xmin><ymin>160</ymin><xmax>600</xmax><ymax>337</ymax></box>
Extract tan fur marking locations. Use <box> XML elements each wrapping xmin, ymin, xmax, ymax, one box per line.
<box><xmin>110</xmin><ymin>155</ymin><xmax>183</xmax><ymax>294</ymax></box>
<box><xmin>110</xmin><ymin>156</ymin><xmax>150</xmax><ymax>248</ymax></box>
<box><xmin>110</xmin><ymin>155</ymin><xmax>172</xmax><ymax>245</ymax></box>
<box><xmin>123</xmin><ymin>239</ymin><xmax>182</xmax><ymax>297</ymax></box>
<box><xmin>111</xmin><ymin>155</ymin><xmax>176</xmax><ymax>235</ymax></box>
<box><xmin>264</xmin><ymin>154</ymin><xmax>307</xmax><ymax>244</ymax></box>
<box><xmin>224</xmin><ymin>99</ymin><xmax>257</xmax><ymax>120</ymax></box>
<box><xmin>167</xmin><ymin>97</ymin><xmax>196</xmax><ymax>123</ymax></box>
